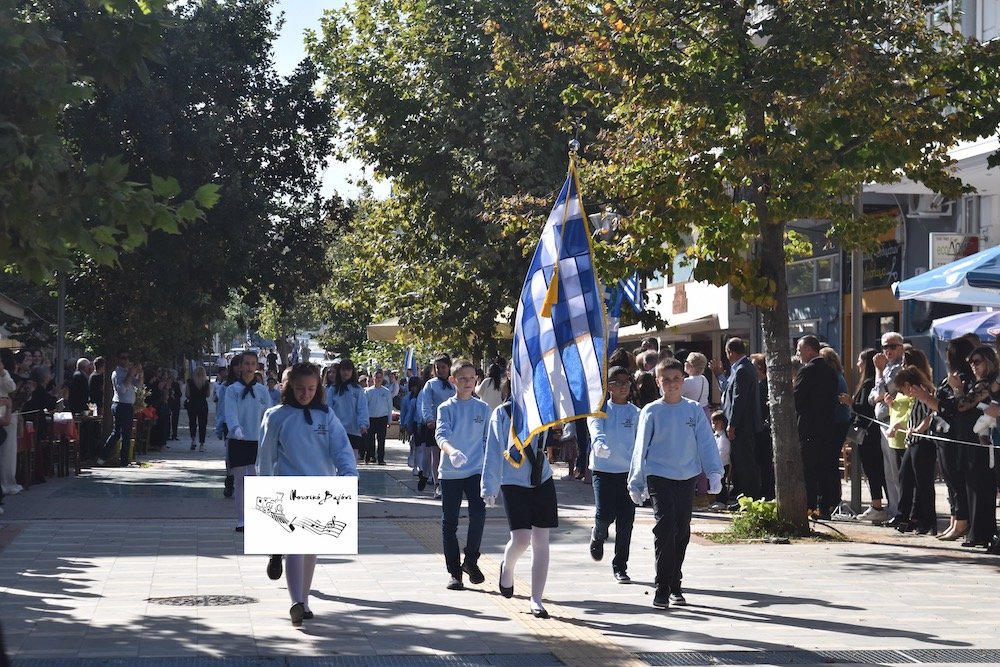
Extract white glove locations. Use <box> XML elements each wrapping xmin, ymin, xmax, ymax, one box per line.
<box><xmin>973</xmin><ymin>414</ymin><xmax>996</xmax><ymax>436</ymax></box>
<box><xmin>708</xmin><ymin>472</ymin><xmax>723</xmax><ymax>495</ymax></box>
<box><xmin>629</xmin><ymin>489</ymin><xmax>645</xmax><ymax>505</ymax></box>
<box><xmin>449</xmin><ymin>450</ymin><xmax>468</xmax><ymax>467</ymax></box>
<box><xmin>593</xmin><ymin>443</ymin><xmax>611</xmax><ymax>459</ymax></box>
<box><xmin>232</xmin><ymin>426</ymin><xmax>245</xmax><ymax>440</ymax></box>
<box><xmin>483</xmin><ymin>495</ymin><xmax>496</xmax><ymax>508</ymax></box>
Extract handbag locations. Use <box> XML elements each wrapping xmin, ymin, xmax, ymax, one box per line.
<box><xmin>845</xmin><ymin>420</ymin><xmax>867</xmax><ymax>445</ymax></box>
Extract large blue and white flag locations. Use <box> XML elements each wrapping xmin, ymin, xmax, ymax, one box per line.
<box><xmin>402</xmin><ymin>348</ymin><xmax>419</xmax><ymax>377</ymax></box>
<box><xmin>509</xmin><ymin>160</ymin><xmax>607</xmax><ymax>463</ymax></box>
<box><xmin>620</xmin><ymin>271</ymin><xmax>644</xmax><ymax>314</ymax></box>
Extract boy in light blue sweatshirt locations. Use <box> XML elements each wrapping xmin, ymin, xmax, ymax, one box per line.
<box><xmin>435</xmin><ymin>359</ymin><xmax>492</xmax><ymax>590</ymax></box>
<box><xmin>587</xmin><ymin>365</ymin><xmax>640</xmax><ymax>583</ymax></box>
<box><xmin>628</xmin><ymin>359</ymin><xmax>723</xmax><ymax>610</ymax></box>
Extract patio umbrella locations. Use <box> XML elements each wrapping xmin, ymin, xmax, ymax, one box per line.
<box><xmin>931</xmin><ymin>311</ymin><xmax>1000</xmax><ymax>343</ymax></box>
<box><xmin>894</xmin><ymin>245</ymin><xmax>1000</xmax><ymax>307</ymax></box>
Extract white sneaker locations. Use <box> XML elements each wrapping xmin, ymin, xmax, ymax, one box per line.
<box><xmin>96</xmin><ymin>458</ymin><xmax>105</xmax><ymax>466</ymax></box>
<box><xmin>858</xmin><ymin>506</ymin><xmax>888</xmax><ymax>524</ymax></box>
<box><xmin>433</xmin><ymin>487</ymin><xmax>442</xmax><ymax>499</ymax></box>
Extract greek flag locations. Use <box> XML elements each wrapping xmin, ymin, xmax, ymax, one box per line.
<box><xmin>620</xmin><ymin>271</ymin><xmax>643</xmax><ymax>313</ymax></box>
<box><xmin>508</xmin><ymin>160</ymin><xmax>607</xmax><ymax>464</ymax></box>
<box><xmin>402</xmin><ymin>348</ymin><xmax>419</xmax><ymax>377</ymax></box>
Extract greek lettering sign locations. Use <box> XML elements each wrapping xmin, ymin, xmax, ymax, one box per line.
<box><xmin>243</xmin><ymin>477</ymin><xmax>358</xmax><ymax>555</ymax></box>
<box><xmin>842</xmin><ymin>241</ymin><xmax>900</xmax><ymax>291</ymax></box>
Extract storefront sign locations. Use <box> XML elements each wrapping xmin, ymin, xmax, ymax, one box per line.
<box><xmin>930</xmin><ymin>233</ymin><xmax>979</xmax><ymax>269</ymax></box>
<box><xmin>843</xmin><ymin>240</ymin><xmax>901</xmax><ymax>291</ymax></box>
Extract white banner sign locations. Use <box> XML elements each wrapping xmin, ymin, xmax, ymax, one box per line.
<box><xmin>243</xmin><ymin>476</ymin><xmax>358</xmax><ymax>555</ymax></box>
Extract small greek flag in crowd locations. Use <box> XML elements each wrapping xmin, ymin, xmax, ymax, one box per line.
<box><xmin>620</xmin><ymin>271</ymin><xmax>643</xmax><ymax>313</ymax></box>
<box><xmin>402</xmin><ymin>348</ymin><xmax>419</xmax><ymax>376</ymax></box>
<box><xmin>605</xmin><ymin>284</ymin><xmax>624</xmax><ymax>357</ymax></box>
<box><xmin>509</xmin><ymin>159</ymin><xmax>607</xmax><ymax>465</ymax></box>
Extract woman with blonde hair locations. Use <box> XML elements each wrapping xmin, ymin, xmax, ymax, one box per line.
<box><xmin>186</xmin><ymin>366</ymin><xmax>211</xmax><ymax>451</ymax></box>
<box><xmin>681</xmin><ymin>352</ymin><xmax>711</xmax><ymax>419</ymax></box>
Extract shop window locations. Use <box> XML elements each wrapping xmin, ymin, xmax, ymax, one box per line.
<box><xmin>787</xmin><ymin>255</ymin><xmax>841</xmax><ymax>296</ymax></box>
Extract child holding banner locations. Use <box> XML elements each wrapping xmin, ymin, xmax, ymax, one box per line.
<box><xmin>257</xmin><ymin>362</ymin><xmax>359</xmax><ymax>626</ymax></box>
<box><xmin>482</xmin><ymin>402</ymin><xmax>558</xmax><ymax>619</ymax></box>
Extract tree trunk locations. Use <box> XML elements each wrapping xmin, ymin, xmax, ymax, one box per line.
<box><xmin>757</xmin><ymin>219</ymin><xmax>809</xmax><ymax>534</ymax></box>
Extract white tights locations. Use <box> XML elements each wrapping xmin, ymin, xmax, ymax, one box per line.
<box><xmin>285</xmin><ymin>555</ymin><xmax>317</xmax><ymax>611</ymax></box>
<box><xmin>233</xmin><ymin>464</ymin><xmax>256</xmax><ymax>527</ymax></box>
<box><xmin>500</xmin><ymin>527</ymin><xmax>550</xmax><ymax>610</ymax></box>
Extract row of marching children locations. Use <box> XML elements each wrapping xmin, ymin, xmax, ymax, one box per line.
<box><xmin>416</xmin><ymin>354</ymin><xmax>722</xmax><ymax>616</ymax></box>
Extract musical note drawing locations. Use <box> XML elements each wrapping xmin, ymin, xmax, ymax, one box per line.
<box><xmin>254</xmin><ymin>493</ymin><xmax>348</xmax><ymax>538</ymax></box>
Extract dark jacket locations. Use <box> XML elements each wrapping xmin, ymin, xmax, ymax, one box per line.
<box><xmin>793</xmin><ymin>356</ymin><xmax>838</xmax><ymax>442</ymax></box>
<box><xmin>723</xmin><ymin>356</ymin><xmax>763</xmax><ymax>439</ymax></box>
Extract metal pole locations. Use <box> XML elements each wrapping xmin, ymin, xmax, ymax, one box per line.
<box><xmin>850</xmin><ymin>186</ymin><xmax>864</xmax><ymax>513</ymax></box>
<box><xmin>55</xmin><ymin>272</ymin><xmax>66</xmax><ymax>390</ymax></box>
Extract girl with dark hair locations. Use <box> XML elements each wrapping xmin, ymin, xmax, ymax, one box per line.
<box><xmin>257</xmin><ymin>362</ymin><xmax>358</xmax><ymax>626</ymax></box>
<box><xmin>633</xmin><ymin>372</ymin><xmax>659</xmax><ymax>408</ymax></box>
<box><xmin>848</xmin><ymin>348</ymin><xmax>889</xmax><ymax>523</ymax></box>
<box><xmin>326</xmin><ymin>359</ymin><xmax>369</xmax><ymax>461</ymax></box>
<box><xmin>476</xmin><ymin>358</ymin><xmax>506</xmax><ymax>410</ymax></box>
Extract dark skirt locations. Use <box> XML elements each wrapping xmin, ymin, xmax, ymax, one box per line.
<box><xmin>227</xmin><ymin>439</ymin><xmax>258</xmax><ymax>468</ymax></box>
<box><xmin>501</xmin><ymin>478</ymin><xmax>558</xmax><ymax>530</ymax></box>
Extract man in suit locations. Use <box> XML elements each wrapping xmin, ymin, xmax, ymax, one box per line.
<box><xmin>721</xmin><ymin>337</ymin><xmax>762</xmax><ymax>500</ymax></box>
<box><xmin>793</xmin><ymin>335</ymin><xmax>839</xmax><ymax>518</ymax></box>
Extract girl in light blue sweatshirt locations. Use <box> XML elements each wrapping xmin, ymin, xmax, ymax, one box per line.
<box><xmin>257</xmin><ymin>362</ymin><xmax>358</xmax><ymax>627</ymax></box>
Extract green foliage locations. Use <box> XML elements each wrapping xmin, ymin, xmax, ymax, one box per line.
<box><xmin>729</xmin><ymin>497</ymin><xmax>795</xmax><ymax>540</ymax></box>
<box><xmin>308</xmin><ymin>0</ymin><xmax>600</xmax><ymax>356</ymax></box>
<box><xmin>0</xmin><ymin>0</ymin><xmax>215</xmax><ymax>281</ymax></box>
<box><xmin>64</xmin><ymin>0</ymin><xmax>336</xmax><ymax>362</ymax></box>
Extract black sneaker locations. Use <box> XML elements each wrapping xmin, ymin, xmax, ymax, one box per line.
<box><xmin>417</xmin><ymin>474</ymin><xmax>428</xmax><ymax>491</ymax></box>
<box><xmin>669</xmin><ymin>588</ymin><xmax>687</xmax><ymax>606</ymax></box>
<box><xmin>589</xmin><ymin>539</ymin><xmax>604</xmax><ymax>561</ymax></box>
<box><xmin>652</xmin><ymin>589</ymin><xmax>670</xmax><ymax>609</ymax></box>
<box><xmin>267</xmin><ymin>555</ymin><xmax>283</xmax><ymax>581</ymax></box>
<box><xmin>613</xmin><ymin>571</ymin><xmax>631</xmax><ymax>584</ymax></box>
<box><xmin>446</xmin><ymin>575</ymin><xmax>464</xmax><ymax>590</ymax></box>
<box><xmin>462</xmin><ymin>560</ymin><xmax>485</xmax><ymax>585</ymax></box>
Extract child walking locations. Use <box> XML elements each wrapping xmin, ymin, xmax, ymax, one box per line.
<box><xmin>257</xmin><ymin>363</ymin><xmax>358</xmax><ymax>626</ymax></box>
<box><xmin>628</xmin><ymin>359</ymin><xmax>723</xmax><ymax>609</ymax></box>
<box><xmin>587</xmin><ymin>366</ymin><xmax>640</xmax><ymax>583</ymax></box>
<box><xmin>224</xmin><ymin>350</ymin><xmax>273</xmax><ymax>532</ymax></box>
<box><xmin>483</xmin><ymin>402</ymin><xmax>559</xmax><ymax>619</ymax></box>
<box><xmin>435</xmin><ymin>359</ymin><xmax>492</xmax><ymax>590</ymax></box>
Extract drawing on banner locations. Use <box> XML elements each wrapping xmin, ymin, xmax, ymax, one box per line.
<box><xmin>243</xmin><ymin>476</ymin><xmax>359</xmax><ymax>555</ymax></box>
<box><xmin>255</xmin><ymin>492</ymin><xmax>348</xmax><ymax>537</ymax></box>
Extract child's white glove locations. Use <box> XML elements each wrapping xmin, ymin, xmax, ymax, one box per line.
<box><xmin>483</xmin><ymin>495</ymin><xmax>496</xmax><ymax>508</ymax></box>
<box><xmin>232</xmin><ymin>426</ymin><xmax>245</xmax><ymax>440</ymax></box>
<box><xmin>973</xmin><ymin>414</ymin><xmax>996</xmax><ymax>436</ymax></box>
<box><xmin>593</xmin><ymin>443</ymin><xmax>612</xmax><ymax>459</ymax></box>
<box><xmin>629</xmin><ymin>488</ymin><xmax>646</xmax><ymax>505</ymax></box>
<box><xmin>707</xmin><ymin>472</ymin><xmax>723</xmax><ymax>495</ymax></box>
<box><xmin>449</xmin><ymin>450</ymin><xmax>468</xmax><ymax>467</ymax></box>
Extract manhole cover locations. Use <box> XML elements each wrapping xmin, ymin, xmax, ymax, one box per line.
<box><xmin>147</xmin><ymin>595</ymin><xmax>257</xmax><ymax>606</ymax></box>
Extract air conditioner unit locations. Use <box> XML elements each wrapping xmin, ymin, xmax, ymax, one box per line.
<box><xmin>906</xmin><ymin>193</ymin><xmax>953</xmax><ymax>218</ymax></box>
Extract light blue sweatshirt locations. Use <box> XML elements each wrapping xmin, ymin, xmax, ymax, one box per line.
<box><xmin>418</xmin><ymin>377</ymin><xmax>456</xmax><ymax>424</ymax></box>
<box><xmin>257</xmin><ymin>404</ymin><xmax>359</xmax><ymax>477</ymax></box>
<box><xmin>400</xmin><ymin>392</ymin><xmax>419</xmax><ymax>431</ymax></box>
<box><xmin>365</xmin><ymin>385</ymin><xmax>393</xmax><ymax>418</ymax></box>
<box><xmin>588</xmin><ymin>401</ymin><xmax>640</xmax><ymax>473</ymax></box>
<box><xmin>326</xmin><ymin>385</ymin><xmax>369</xmax><ymax>437</ymax></box>
<box><xmin>224</xmin><ymin>380</ymin><xmax>272</xmax><ymax>441</ymax></box>
<box><xmin>267</xmin><ymin>387</ymin><xmax>281</xmax><ymax>405</ymax></box>
<box><xmin>481</xmin><ymin>404</ymin><xmax>553</xmax><ymax>497</ymax></box>
<box><xmin>435</xmin><ymin>396</ymin><xmax>492</xmax><ymax>480</ymax></box>
<box><xmin>627</xmin><ymin>398</ymin><xmax>723</xmax><ymax>495</ymax></box>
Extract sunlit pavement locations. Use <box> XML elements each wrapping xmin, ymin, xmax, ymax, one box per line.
<box><xmin>2</xmin><ymin>418</ymin><xmax>999</xmax><ymax>666</ymax></box>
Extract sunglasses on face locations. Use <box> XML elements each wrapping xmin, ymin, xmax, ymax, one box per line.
<box><xmin>608</xmin><ymin>380</ymin><xmax>631</xmax><ymax>387</ymax></box>
<box><xmin>882</xmin><ymin>343</ymin><xmax>902</xmax><ymax>350</ymax></box>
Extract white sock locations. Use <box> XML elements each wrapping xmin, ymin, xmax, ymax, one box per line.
<box><xmin>529</xmin><ymin>527</ymin><xmax>550</xmax><ymax>609</ymax></box>
<box><xmin>501</xmin><ymin>529</ymin><xmax>531</xmax><ymax>588</ymax></box>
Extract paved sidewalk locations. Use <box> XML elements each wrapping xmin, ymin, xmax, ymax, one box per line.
<box><xmin>1</xmin><ymin>428</ymin><xmax>998</xmax><ymax>666</ymax></box>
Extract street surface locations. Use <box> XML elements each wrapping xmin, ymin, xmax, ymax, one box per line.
<box><xmin>1</xmin><ymin>420</ymin><xmax>999</xmax><ymax>666</ymax></box>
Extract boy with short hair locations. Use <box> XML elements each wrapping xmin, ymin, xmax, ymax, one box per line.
<box><xmin>435</xmin><ymin>359</ymin><xmax>492</xmax><ymax>590</ymax></box>
<box><xmin>709</xmin><ymin>411</ymin><xmax>732</xmax><ymax>510</ymax></box>
<box><xmin>628</xmin><ymin>359</ymin><xmax>723</xmax><ymax>609</ymax></box>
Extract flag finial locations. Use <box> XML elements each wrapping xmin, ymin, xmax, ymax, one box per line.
<box><xmin>568</xmin><ymin>138</ymin><xmax>580</xmax><ymax>154</ymax></box>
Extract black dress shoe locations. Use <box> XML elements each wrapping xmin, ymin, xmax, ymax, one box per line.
<box><xmin>895</xmin><ymin>522</ymin><xmax>916</xmax><ymax>534</ymax></box>
<box><xmin>590</xmin><ymin>539</ymin><xmax>604</xmax><ymax>561</ymax></box>
<box><xmin>915</xmin><ymin>524</ymin><xmax>938</xmax><ymax>536</ymax></box>
<box><xmin>531</xmin><ymin>607</ymin><xmax>549</xmax><ymax>619</ymax></box>
<box><xmin>302</xmin><ymin>610</ymin><xmax>314</xmax><ymax>620</ymax></box>
<box><xmin>499</xmin><ymin>561</ymin><xmax>514</xmax><ymax>598</ymax></box>
<box><xmin>961</xmin><ymin>540</ymin><xmax>987</xmax><ymax>548</ymax></box>
<box><xmin>290</xmin><ymin>602</ymin><xmax>305</xmax><ymax>626</ymax></box>
<box><xmin>267</xmin><ymin>555</ymin><xmax>283</xmax><ymax>580</ymax></box>
<box><xmin>884</xmin><ymin>516</ymin><xmax>910</xmax><ymax>530</ymax></box>
<box><xmin>462</xmin><ymin>559</ymin><xmax>485</xmax><ymax>585</ymax></box>
<box><xmin>417</xmin><ymin>474</ymin><xmax>428</xmax><ymax>492</ymax></box>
